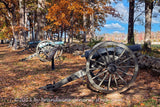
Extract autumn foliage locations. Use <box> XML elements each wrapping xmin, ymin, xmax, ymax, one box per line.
<box><xmin>45</xmin><ymin>0</ymin><xmax>118</xmax><ymax>36</ymax></box>
<box><xmin>0</xmin><ymin>0</ymin><xmax>119</xmax><ymax>47</ymax></box>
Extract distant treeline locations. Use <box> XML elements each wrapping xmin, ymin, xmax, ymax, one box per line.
<box><xmin>99</xmin><ymin>32</ymin><xmax>160</xmax><ymax>44</ymax></box>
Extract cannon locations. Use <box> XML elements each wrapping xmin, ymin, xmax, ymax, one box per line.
<box><xmin>39</xmin><ymin>41</ymin><xmax>141</xmax><ymax>93</ymax></box>
<box><xmin>18</xmin><ymin>41</ymin><xmax>40</xmax><ymax>53</ymax></box>
<box><xmin>21</xmin><ymin>40</ymin><xmax>64</xmax><ymax>62</ymax></box>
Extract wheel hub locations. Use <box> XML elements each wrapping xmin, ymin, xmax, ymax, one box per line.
<box><xmin>107</xmin><ymin>64</ymin><xmax>117</xmax><ymax>73</ymax></box>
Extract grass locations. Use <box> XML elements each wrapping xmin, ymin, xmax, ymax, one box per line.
<box><xmin>147</xmin><ymin>49</ymin><xmax>160</xmax><ymax>58</ymax></box>
<box><xmin>151</xmin><ymin>44</ymin><xmax>160</xmax><ymax>49</ymax></box>
<box><xmin>141</xmin><ymin>45</ymin><xmax>160</xmax><ymax>58</ymax></box>
<box><xmin>134</xmin><ymin>97</ymin><xmax>159</xmax><ymax>107</ymax></box>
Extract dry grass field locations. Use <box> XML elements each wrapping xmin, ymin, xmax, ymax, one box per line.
<box><xmin>0</xmin><ymin>44</ymin><xmax>160</xmax><ymax>107</ymax></box>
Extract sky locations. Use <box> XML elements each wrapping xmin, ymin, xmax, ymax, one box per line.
<box><xmin>97</xmin><ymin>0</ymin><xmax>160</xmax><ymax>35</ymax></box>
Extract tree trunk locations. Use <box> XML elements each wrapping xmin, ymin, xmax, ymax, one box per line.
<box><xmin>144</xmin><ymin>0</ymin><xmax>153</xmax><ymax>51</ymax></box>
<box><xmin>64</xmin><ymin>29</ymin><xmax>66</xmax><ymax>43</ymax></box>
<box><xmin>36</xmin><ymin>0</ymin><xmax>45</xmax><ymax>40</ymax></box>
<box><xmin>1</xmin><ymin>40</ymin><xmax>4</xmax><ymax>44</ymax></box>
<box><xmin>61</xmin><ymin>26</ymin><xmax>63</xmax><ymax>41</ymax></box>
<box><xmin>68</xmin><ymin>34</ymin><xmax>71</xmax><ymax>43</ymax></box>
<box><xmin>1</xmin><ymin>0</ymin><xmax>18</xmax><ymax>50</ymax></box>
<box><xmin>32</xmin><ymin>11</ymin><xmax>36</xmax><ymax>41</ymax></box>
<box><xmin>90</xmin><ymin>12</ymin><xmax>95</xmax><ymax>38</ymax></box>
<box><xmin>83</xmin><ymin>0</ymin><xmax>87</xmax><ymax>43</ymax></box>
<box><xmin>19</xmin><ymin>0</ymin><xmax>26</xmax><ymax>47</ymax></box>
<box><xmin>89</xmin><ymin>1</ymin><xmax>95</xmax><ymax>39</ymax></box>
<box><xmin>12</xmin><ymin>35</ymin><xmax>18</xmax><ymax>50</ymax></box>
<box><xmin>10</xmin><ymin>13</ymin><xmax>18</xmax><ymax>50</ymax></box>
<box><xmin>71</xmin><ymin>34</ymin><xmax>73</xmax><ymax>43</ymax></box>
<box><xmin>58</xmin><ymin>30</ymin><xmax>60</xmax><ymax>41</ymax></box>
<box><xmin>128</xmin><ymin>0</ymin><xmax>135</xmax><ymax>45</ymax></box>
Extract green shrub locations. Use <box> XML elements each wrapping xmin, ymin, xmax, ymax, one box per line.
<box><xmin>88</xmin><ymin>37</ymin><xmax>103</xmax><ymax>48</ymax></box>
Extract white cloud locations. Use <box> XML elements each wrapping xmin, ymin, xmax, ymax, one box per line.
<box><xmin>134</xmin><ymin>3</ymin><xmax>145</xmax><ymax>25</ymax></box>
<box><xmin>104</xmin><ymin>23</ymin><xmax>125</xmax><ymax>30</ymax></box>
<box><xmin>152</xmin><ymin>5</ymin><xmax>160</xmax><ymax>24</ymax></box>
<box><xmin>153</xmin><ymin>5</ymin><xmax>160</xmax><ymax>16</ymax></box>
<box><xmin>134</xmin><ymin>3</ymin><xmax>160</xmax><ymax>24</ymax></box>
<box><xmin>115</xmin><ymin>3</ymin><xmax>129</xmax><ymax>23</ymax></box>
<box><xmin>113</xmin><ymin>31</ymin><xmax>121</xmax><ymax>33</ymax></box>
<box><xmin>106</xmin><ymin>2</ymin><xmax>129</xmax><ymax>23</ymax></box>
<box><xmin>152</xmin><ymin>16</ymin><xmax>160</xmax><ymax>24</ymax></box>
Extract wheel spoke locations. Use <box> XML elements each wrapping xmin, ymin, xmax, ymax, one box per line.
<box><xmin>113</xmin><ymin>74</ymin><xmax>118</xmax><ymax>89</ymax></box>
<box><xmin>90</xmin><ymin>59</ymin><xmax>105</xmax><ymax>66</ymax></box>
<box><xmin>117</xmin><ymin>49</ymin><xmax>125</xmax><ymax>60</ymax></box>
<box><xmin>105</xmin><ymin>48</ymin><xmax>110</xmax><ymax>63</ymax></box>
<box><xmin>117</xmin><ymin>68</ymin><xmax>133</xmax><ymax>76</ymax></box>
<box><xmin>41</xmin><ymin>54</ymin><xmax>46</xmax><ymax>58</ymax></box>
<box><xmin>116</xmin><ymin>65</ymin><xmax>135</xmax><ymax>68</ymax></box>
<box><xmin>43</xmin><ymin>51</ymin><xmax>48</xmax><ymax>55</ymax></box>
<box><xmin>89</xmin><ymin>66</ymin><xmax>102</xmax><ymax>71</ymax></box>
<box><xmin>113</xmin><ymin>46</ymin><xmax>116</xmax><ymax>61</ymax></box>
<box><xmin>96</xmin><ymin>50</ymin><xmax>107</xmax><ymax>64</ymax></box>
<box><xmin>95</xmin><ymin>69</ymin><xmax>103</xmax><ymax>75</ymax></box>
<box><xmin>92</xmin><ymin>70</ymin><xmax>108</xmax><ymax>80</ymax></box>
<box><xmin>115</xmin><ymin>72</ymin><xmax>127</xmax><ymax>85</ymax></box>
<box><xmin>107</xmin><ymin>74</ymin><xmax>112</xmax><ymax>90</ymax></box>
<box><xmin>41</xmin><ymin>51</ymin><xmax>48</xmax><ymax>57</ymax></box>
<box><xmin>98</xmin><ymin>72</ymin><xmax>108</xmax><ymax>86</ymax></box>
<box><xmin>118</xmin><ymin>56</ymin><xmax>132</xmax><ymax>65</ymax></box>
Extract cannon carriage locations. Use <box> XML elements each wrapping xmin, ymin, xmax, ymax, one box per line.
<box><xmin>36</xmin><ymin>40</ymin><xmax>140</xmax><ymax>93</ymax></box>
<box><xmin>21</xmin><ymin>40</ymin><xmax>64</xmax><ymax>62</ymax></box>
<box><xmin>36</xmin><ymin>40</ymin><xmax>64</xmax><ymax>62</ymax></box>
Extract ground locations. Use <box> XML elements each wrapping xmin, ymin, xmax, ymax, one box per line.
<box><xmin>0</xmin><ymin>44</ymin><xmax>160</xmax><ymax>107</ymax></box>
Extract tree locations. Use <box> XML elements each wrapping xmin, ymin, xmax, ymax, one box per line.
<box><xmin>0</xmin><ymin>4</ymin><xmax>9</xmax><ymax>42</ymax></box>
<box><xmin>0</xmin><ymin>0</ymin><xmax>19</xmax><ymax>50</ymax></box>
<box><xmin>136</xmin><ymin>0</ymin><xmax>159</xmax><ymax>51</ymax></box>
<box><xmin>45</xmin><ymin>0</ymin><xmax>118</xmax><ymax>43</ymax></box>
<box><xmin>21</xmin><ymin>0</ymin><xmax>47</xmax><ymax>41</ymax></box>
<box><xmin>19</xmin><ymin>0</ymin><xmax>27</xmax><ymax>47</ymax></box>
<box><xmin>144</xmin><ymin>0</ymin><xmax>154</xmax><ymax>51</ymax></box>
<box><xmin>83</xmin><ymin>0</ymin><xmax>87</xmax><ymax>42</ymax></box>
<box><xmin>36</xmin><ymin>0</ymin><xmax>46</xmax><ymax>40</ymax></box>
<box><xmin>128</xmin><ymin>0</ymin><xmax>135</xmax><ymax>45</ymax></box>
<box><xmin>45</xmin><ymin>0</ymin><xmax>93</xmax><ymax>42</ymax></box>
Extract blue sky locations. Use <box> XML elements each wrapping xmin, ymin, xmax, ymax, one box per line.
<box><xmin>97</xmin><ymin>0</ymin><xmax>160</xmax><ymax>35</ymax></box>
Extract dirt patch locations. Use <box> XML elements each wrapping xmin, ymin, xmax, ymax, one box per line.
<box><xmin>0</xmin><ymin>44</ymin><xmax>160</xmax><ymax>106</ymax></box>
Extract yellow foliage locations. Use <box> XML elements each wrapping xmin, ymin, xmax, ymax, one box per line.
<box><xmin>54</xmin><ymin>22</ymin><xmax>61</xmax><ymax>26</ymax></box>
<box><xmin>61</xmin><ymin>13</ymin><xmax>65</xmax><ymax>19</ymax></box>
<box><xmin>43</xmin><ymin>25</ymin><xmax>52</xmax><ymax>31</ymax></box>
<box><xmin>0</xmin><ymin>26</ymin><xmax>13</xmax><ymax>39</ymax></box>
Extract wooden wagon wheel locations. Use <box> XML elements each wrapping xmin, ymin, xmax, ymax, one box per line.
<box><xmin>54</xmin><ymin>46</ymin><xmax>63</xmax><ymax>59</ymax></box>
<box><xmin>36</xmin><ymin>40</ymin><xmax>55</xmax><ymax>62</ymax></box>
<box><xmin>29</xmin><ymin>42</ymin><xmax>38</xmax><ymax>52</ymax></box>
<box><xmin>86</xmin><ymin>41</ymin><xmax>138</xmax><ymax>93</ymax></box>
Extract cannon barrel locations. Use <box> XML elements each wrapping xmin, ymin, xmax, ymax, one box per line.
<box><xmin>82</xmin><ymin>44</ymin><xmax>142</xmax><ymax>59</ymax></box>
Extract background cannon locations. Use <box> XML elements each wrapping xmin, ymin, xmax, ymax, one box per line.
<box><xmin>21</xmin><ymin>40</ymin><xmax>64</xmax><ymax>62</ymax></box>
<box><xmin>40</xmin><ymin>41</ymin><xmax>140</xmax><ymax>94</ymax></box>
<box><xmin>18</xmin><ymin>41</ymin><xmax>40</xmax><ymax>53</ymax></box>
